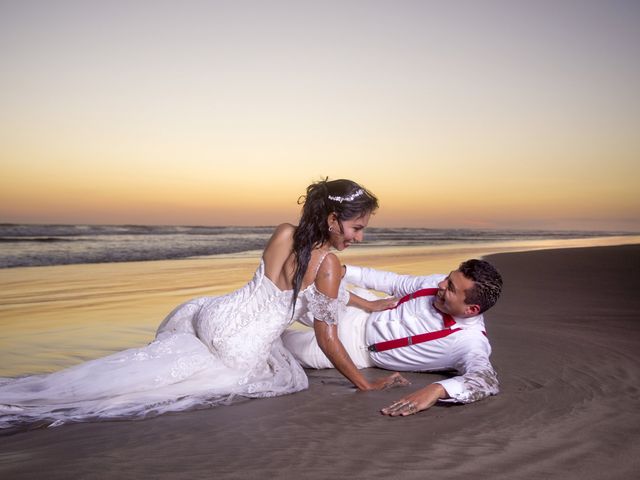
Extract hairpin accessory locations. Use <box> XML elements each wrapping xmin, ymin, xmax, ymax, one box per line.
<box><xmin>328</xmin><ymin>189</ymin><xmax>364</xmax><ymax>203</ymax></box>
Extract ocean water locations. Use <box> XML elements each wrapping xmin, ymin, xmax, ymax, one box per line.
<box><xmin>0</xmin><ymin>223</ymin><xmax>635</xmax><ymax>269</ymax></box>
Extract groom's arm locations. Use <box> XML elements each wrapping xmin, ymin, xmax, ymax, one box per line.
<box><xmin>343</xmin><ymin>265</ymin><xmax>442</xmax><ymax>297</ymax></box>
<box><xmin>381</xmin><ymin>336</ymin><xmax>499</xmax><ymax>416</ymax></box>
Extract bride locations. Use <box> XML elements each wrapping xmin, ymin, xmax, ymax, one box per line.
<box><xmin>0</xmin><ymin>178</ymin><xmax>407</xmax><ymax>431</ymax></box>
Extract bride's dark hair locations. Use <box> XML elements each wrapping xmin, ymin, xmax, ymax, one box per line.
<box><xmin>291</xmin><ymin>178</ymin><xmax>378</xmax><ymax>312</ymax></box>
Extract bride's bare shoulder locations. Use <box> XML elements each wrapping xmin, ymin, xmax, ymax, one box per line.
<box><xmin>274</xmin><ymin>223</ymin><xmax>296</xmax><ymax>238</ymax></box>
<box><xmin>263</xmin><ymin>223</ymin><xmax>296</xmax><ymax>260</ymax></box>
<box><xmin>268</xmin><ymin>223</ymin><xmax>295</xmax><ymax>246</ymax></box>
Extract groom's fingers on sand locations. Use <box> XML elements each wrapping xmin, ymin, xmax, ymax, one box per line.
<box><xmin>380</xmin><ymin>402</ymin><xmax>399</xmax><ymax>414</ymax></box>
<box><xmin>381</xmin><ymin>399</ymin><xmax>411</xmax><ymax>415</ymax></box>
<box><xmin>381</xmin><ymin>406</ymin><xmax>409</xmax><ymax>416</ymax></box>
<box><xmin>381</xmin><ymin>396</ymin><xmax>422</xmax><ymax>416</ymax></box>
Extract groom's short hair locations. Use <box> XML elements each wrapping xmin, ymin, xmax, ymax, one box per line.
<box><xmin>459</xmin><ymin>259</ymin><xmax>503</xmax><ymax>313</ymax></box>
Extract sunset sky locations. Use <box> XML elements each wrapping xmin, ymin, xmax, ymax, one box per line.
<box><xmin>1</xmin><ymin>1</ymin><xmax>638</xmax><ymax>231</ymax></box>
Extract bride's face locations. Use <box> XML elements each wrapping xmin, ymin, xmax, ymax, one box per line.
<box><xmin>328</xmin><ymin>212</ymin><xmax>371</xmax><ymax>251</ymax></box>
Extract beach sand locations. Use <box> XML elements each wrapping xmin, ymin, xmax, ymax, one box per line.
<box><xmin>1</xmin><ymin>243</ymin><xmax>639</xmax><ymax>479</ymax></box>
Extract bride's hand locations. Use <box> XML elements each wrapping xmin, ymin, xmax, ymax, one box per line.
<box><xmin>364</xmin><ymin>372</ymin><xmax>411</xmax><ymax>391</ymax></box>
<box><xmin>366</xmin><ymin>297</ymin><xmax>399</xmax><ymax>312</ymax></box>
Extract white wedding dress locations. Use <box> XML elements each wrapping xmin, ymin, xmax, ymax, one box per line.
<box><xmin>0</xmin><ymin>259</ymin><xmax>349</xmax><ymax>431</ymax></box>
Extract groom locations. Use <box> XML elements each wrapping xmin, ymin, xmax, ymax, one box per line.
<box><xmin>281</xmin><ymin>259</ymin><xmax>503</xmax><ymax>416</ymax></box>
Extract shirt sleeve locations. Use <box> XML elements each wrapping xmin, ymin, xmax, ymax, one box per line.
<box><xmin>434</xmin><ymin>334</ymin><xmax>499</xmax><ymax>403</ymax></box>
<box><xmin>343</xmin><ymin>265</ymin><xmax>442</xmax><ymax>297</ymax></box>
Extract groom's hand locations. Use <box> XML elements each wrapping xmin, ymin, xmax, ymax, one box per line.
<box><xmin>380</xmin><ymin>383</ymin><xmax>448</xmax><ymax>416</ymax></box>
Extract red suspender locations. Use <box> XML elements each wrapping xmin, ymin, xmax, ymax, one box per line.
<box><xmin>367</xmin><ymin>288</ymin><xmax>461</xmax><ymax>353</ymax></box>
<box><xmin>390</xmin><ymin>288</ymin><xmax>456</xmax><ymax>328</ymax></box>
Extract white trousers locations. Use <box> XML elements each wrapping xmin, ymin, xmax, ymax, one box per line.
<box><xmin>281</xmin><ymin>306</ymin><xmax>375</xmax><ymax>370</ymax></box>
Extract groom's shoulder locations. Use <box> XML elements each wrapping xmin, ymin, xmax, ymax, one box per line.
<box><xmin>411</xmin><ymin>273</ymin><xmax>447</xmax><ymax>287</ymax></box>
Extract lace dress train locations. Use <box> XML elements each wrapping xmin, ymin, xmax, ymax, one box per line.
<box><xmin>0</xmin><ymin>260</ymin><xmax>346</xmax><ymax>430</ymax></box>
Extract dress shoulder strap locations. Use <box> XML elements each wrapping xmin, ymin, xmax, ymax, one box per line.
<box><xmin>313</xmin><ymin>250</ymin><xmax>331</xmax><ymax>277</ymax></box>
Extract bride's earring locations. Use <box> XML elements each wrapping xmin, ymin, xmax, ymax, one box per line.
<box><xmin>328</xmin><ymin>226</ymin><xmax>334</xmax><ymax>233</ymax></box>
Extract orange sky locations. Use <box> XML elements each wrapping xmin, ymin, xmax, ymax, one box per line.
<box><xmin>1</xmin><ymin>1</ymin><xmax>639</xmax><ymax>231</ymax></box>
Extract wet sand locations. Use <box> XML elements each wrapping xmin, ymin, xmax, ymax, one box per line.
<box><xmin>1</xmin><ymin>243</ymin><xmax>639</xmax><ymax>478</ymax></box>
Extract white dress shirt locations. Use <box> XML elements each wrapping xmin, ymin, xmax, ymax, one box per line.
<box><xmin>344</xmin><ymin>265</ymin><xmax>499</xmax><ymax>403</ymax></box>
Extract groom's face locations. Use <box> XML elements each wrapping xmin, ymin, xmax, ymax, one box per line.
<box><xmin>434</xmin><ymin>270</ymin><xmax>479</xmax><ymax>318</ymax></box>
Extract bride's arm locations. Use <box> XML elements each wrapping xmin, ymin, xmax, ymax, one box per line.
<box><xmin>347</xmin><ymin>292</ymin><xmax>398</xmax><ymax>312</ymax></box>
<box><xmin>312</xmin><ymin>255</ymin><xmax>407</xmax><ymax>391</ymax></box>
<box><xmin>342</xmin><ymin>265</ymin><xmax>399</xmax><ymax>313</ymax></box>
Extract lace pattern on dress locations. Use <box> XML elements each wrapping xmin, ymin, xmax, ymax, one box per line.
<box><xmin>306</xmin><ymin>285</ymin><xmax>349</xmax><ymax>325</ymax></box>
